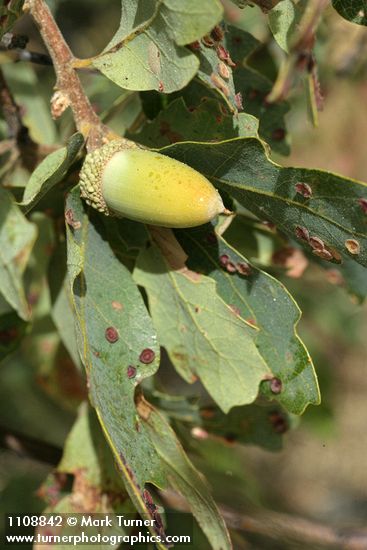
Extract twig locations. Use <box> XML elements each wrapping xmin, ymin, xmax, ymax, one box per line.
<box><xmin>0</xmin><ymin>425</ymin><xmax>62</xmax><ymax>465</ymax></box>
<box><xmin>24</xmin><ymin>0</ymin><xmax>116</xmax><ymax>151</ymax></box>
<box><xmin>161</xmin><ymin>489</ymin><xmax>367</xmax><ymax>550</ymax></box>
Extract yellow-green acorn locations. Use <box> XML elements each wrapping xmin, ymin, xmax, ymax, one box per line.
<box><xmin>79</xmin><ymin>140</ymin><xmax>225</xmax><ymax>228</ymax></box>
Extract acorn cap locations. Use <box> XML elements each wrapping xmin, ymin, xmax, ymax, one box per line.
<box><xmin>79</xmin><ymin>140</ymin><xmax>131</xmax><ymax>215</ymax></box>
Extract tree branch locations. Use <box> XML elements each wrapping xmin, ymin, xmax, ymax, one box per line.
<box><xmin>161</xmin><ymin>489</ymin><xmax>367</xmax><ymax>550</ymax></box>
<box><xmin>24</xmin><ymin>0</ymin><xmax>116</xmax><ymax>151</ymax></box>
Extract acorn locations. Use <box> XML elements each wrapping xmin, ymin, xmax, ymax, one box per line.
<box><xmin>79</xmin><ymin>140</ymin><xmax>225</xmax><ymax>228</ymax></box>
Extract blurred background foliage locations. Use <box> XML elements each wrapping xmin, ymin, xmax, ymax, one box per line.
<box><xmin>1</xmin><ymin>0</ymin><xmax>367</xmax><ymax>548</ymax></box>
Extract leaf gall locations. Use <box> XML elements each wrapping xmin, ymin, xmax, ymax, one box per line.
<box><xmin>270</xmin><ymin>377</ymin><xmax>282</xmax><ymax>394</ymax></box>
<box><xmin>358</xmin><ymin>198</ymin><xmax>367</xmax><ymax>214</ymax></box>
<box><xmin>295</xmin><ymin>182</ymin><xmax>313</xmax><ymax>198</ymax></box>
<box><xmin>345</xmin><ymin>239</ymin><xmax>360</xmax><ymax>255</ymax></box>
<box><xmin>105</xmin><ymin>326</ymin><xmax>119</xmax><ymax>343</ymax></box>
<box><xmin>127</xmin><ymin>366</ymin><xmax>137</xmax><ymax>379</ymax></box>
<box><xmin>139</xmin><ymin>348</ymin><xmax>155</xmax><ymax>364</ymax></box>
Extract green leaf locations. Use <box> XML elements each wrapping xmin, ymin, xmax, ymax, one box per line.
<box><xmin>134</xmin><ymin>244</ymin><xmax>270</xmax><ymax>413</ymax></box>
<box><xmin>65</xmin><ymin>188</ymin><xmax>162</xmax><ymax>499</ymax></box>
<box><xmin>19</xmin><ymin>133</ymin><xmax>84</xmax><ymax>214</ymax></box>
<box><xmin>0</xmin><ymin>1</ymin><xmax>24</xmax><ymax>39</ymax></box>
<box><xmin>129</xmin><ymin>97</ymin><xmax>258</xmax><ymax>147</ymax></box>
<box><xmin>332</xmin><ymin>0</ymin><xmax>367</xmax><ymax>26</ymax></box>
<box><xmin>225</xmin><ymin>26</ymin><xmax>290</xmax><ymax>154</ymax></box>
<box><xmin>0</xmin><ymin>189</ymin><xmax>37</xmax><ymax>320</ymax></box>
<box><xmin>149</xmin><ymin>391</ymin><xmax>289</xmax><ymax>450</ymax></box>
<box><xmin>160</xmin><ymin>138</ymin><xmax>367</xmax><ymax>268</ymax></box>
<box><xmin>66</xmin><ymin>191</ymin><xmax>231</xmax><ymax>549</ymax></box>
<box><xmin>268</xmin><ymin>0</ymin><xmax>307</xmax><ymax>52</ymax></box>
<box><xmin>229</xmin><ymin>0</ymin><xmax>282</xmax><ymax>10</ymax></box>
<box><xmin>179</xmin><ymin>27</ymin><xmax>289</xmax><ymax>154</ymax></box>
<box><xmin>140</xmin><ymin>399</ymin><xmax>232</xmax><ymax>550</ymax></box>
<box><xmin>195</xmin><ymin>38</ymin><xmax>239</xmax><ymax>113</ymax></box>
<box><xmin>321</xmin><ymin>257</ymin><xmax>367</xmax><ymax>304</ymax></box>
<box><xmin>59</xmin><ymin>403</ymin><xmax>130</xmax><ymax>493</ymax></box>
<box><xmin>176</xmin><ymin>225</ymin><xmax>319</xmax><ymax>414</ymax></box>
<box><xmin>48</xmin><ymin>242</ymin><xmax>82</xmax><ymax>370</ymax></box>
<box><xmin>39</xmin><ymin>404</ymin><xmax>130</xmax><ymax>550</ymax></box>
<box><xmin>92</xmin><ymin>0</ymin><xmax>223</xmax><ymax>93</ymax></box>
<box><xmin>199</xmin><ymin>403</ymin><xmax>289</xmax><ymax>450</ymax></box>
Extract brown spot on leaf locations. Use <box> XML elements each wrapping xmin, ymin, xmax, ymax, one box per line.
<box><xmin>105</xmin><ymin>326</ymin><xmax>119</xmax><ymax>343</ymax></box>
<box><xmin>226</xmin><ymin>261</ymin><xmax>237</xmax><ymax>273</ymax></box>
<box><xmin>269</xmin><ymin>411</ymin><xmax>288</xmax><ymax>434</ymax></box>
<box><xmin>218</xmin><ymin>61</ymin><xmax>230</xmax><ymax>79</ymax></box>
<box><xmin>262</xmin><ymin>220</ymin><xmax>276</xmax><ymax>230</ymax></box>
<box><xmin>172</xmin><ymin>351</ymin><xmax>188</xmax><ymax>362</ymax></box>
<box><xmin>188</xmin><ymin>40</ymin><xmax>201</xmax><ymax>50</ymax></box>
<box><xmin>194</xmin><ymin>306</ymin><xmax>201</xmax><ymax>313</ymax></box>
<box><xmin>159</xmin><ymin>121</ymin><xmax>183</xmax><ymax>144</ymax></box>
<box><xmin>234</xmin><ymin>92</ymin><xmax>243</xmax><ymax>111</ymax></box>
<box><xmin>295</xmin><ymin>182</ymin><xmax>313</xmax><ymax>198</ymax></box>
<box><xmin>37</xmin><ymin>472</ymin><xmax>67</xmax><ymax>507</ymax></box>
<box><xmin>358</xmin><ymin>198</ymin><xmax>367</xmax><ymax>214</ymax></box>
<box><xmin>210</xmin><ymin>73</ymin><xmax>230</xmax><ymax>97</ymax></box>
<box><xmin>236</xmin><ymin>262</ymin><xmax>251</xmax><ymax>276</ymax></box>
<box><xmin>202</xmin><ymin>34</ymin><xmax>215</xmax><ymax>47</ymax></box>
<box><xmin>139</xmin><ymin>348</ymin><xmax>155</xmax><ymax>364</ymax></box>
<box><xmin>216</xmin><ymin>45</ymin><xmax>236</xmax><ymax>66</ymax></box>
<box><xmin>272</xmin><ymin>128</ymin><xmax>286</xmax><ymax>141</ymax></box>
<box><xmin>206</xmin><ymin>232</ymin><xmax>217</xmax><ymax>245</ymax></box>
<box><xmin>345</xmin><ymin>239</ymin><xmax>360</xmax><ymax>255</ymax></box>
<box><xmin>211</xmin><ymin>25</ymin><xmax>225</xmax><ymax>42</ymax></box>
<box><xmin>158</xmin><ymin>81</ymin><xmax>164</xmax><ymax>92</ymax></box>
<box><xmin>312</xmin><ymin>248</ymin><xmax>333</xmax><ymax>261</ymax></box>
<box><xmin>219</xmin><ymin>254</ymin><xmax>229</xmax><ymax>266</ymax></box>
<box><xmin>70</xmin><ymin>469</ymin><xmax>102</xmax><ymax>512</ymax></box>
<box><xmin>127</xmin><ymin>366</ymin><xmax>137</xmax><ymax>379</ymax></box>
<box><xmin>329</xmin><ymin>247</ymin><xmax>342</xmax><ymax>263</ymax></box>
<box><xmin>309</xmin><ymin>236</ymin><xmax>325</xmax><ymax>251</ymax></box>
<box><xmin>295</xmin><ymin>226</ymin><xmax>310</xmax><ymax>242</ymax></box>
<box><xmin>65</xmin><ymin>208</ymin><xmax>81</xmax><ymax>230</ymax></box>
<box><xmin>111</xmin><ymin>300</ymin><xmax>123</xmax><ymax>311</ymax></box>
<box><xmin>229</xmin><ymin>304</ymin><xmax>241</xmax><ymax>316</ymax></box>
<box><xmin>270</xmin><ymin>377</ymin><xmax>282</xmax><ymax>394</ymax></box>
